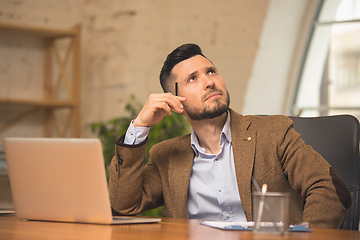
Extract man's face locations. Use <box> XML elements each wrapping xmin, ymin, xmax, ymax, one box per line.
<box><xmin>171</xmin><ymin>55</ymin><xmax>230</xmax><ymax>121</ymax></box>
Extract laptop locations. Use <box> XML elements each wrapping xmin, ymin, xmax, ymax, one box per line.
<box><xmin>3</xmin><ymin>137</ymin><xmax>161</xmax><ymax>225</ymax></box>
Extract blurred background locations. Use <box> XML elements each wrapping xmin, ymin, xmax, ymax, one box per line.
<box><xmin>0</xmin><ymin>0</ymin><xmax>359</xmax><ymax>211</ymax></box>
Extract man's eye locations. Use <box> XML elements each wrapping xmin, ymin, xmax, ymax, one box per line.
<box><xmin>188</xmin><ymin>76</ymin><xmax>196</xmax><ymax>82</ymax></box>
<box><xmin>208</xmin><ymin>70</ymin><xmax>216</xmax><ymax>75</ymax></box>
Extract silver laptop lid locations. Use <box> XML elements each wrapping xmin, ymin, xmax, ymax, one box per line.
<box><xmin>4</xmin><ymin>138</ymin><xmax>114</xmax><ymax>224</ymax></box>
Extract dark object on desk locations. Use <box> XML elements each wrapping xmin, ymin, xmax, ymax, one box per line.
<box><xmin>290</xmin><ymin>115</ymin><xmax>360</xmax><ymax>230</ymax></box>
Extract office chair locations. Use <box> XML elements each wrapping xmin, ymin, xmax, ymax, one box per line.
<box><xmin>289</xmin><ymin>115</ymin><xmax>360</xmax><ymax>230</ymax></box>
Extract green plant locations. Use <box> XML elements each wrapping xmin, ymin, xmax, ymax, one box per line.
<box><xmin>91</xmin><ymin>94</ymin><xmax>191</xmax><ymax>217</ymax></box>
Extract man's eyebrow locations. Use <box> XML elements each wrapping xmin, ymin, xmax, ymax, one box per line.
<box><xmin>183</xmin><ymin>70</ymin><xmax>198</xmax><ymax>80</ymax></box>
<box><xmin>207</xmin><ymin>66</ymin><xmax>217</xmax><ymax>72</ymax></box>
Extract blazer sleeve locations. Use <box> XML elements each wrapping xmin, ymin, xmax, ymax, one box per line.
<box><xmin>277</xmin><ymin>116</ymin><xmax>351</xmax><ymax>228</ymax></box>
<box><xmin>108</xmin><ymin>134</ymin><xmax>164</xmax><ymax>215</ymax></box>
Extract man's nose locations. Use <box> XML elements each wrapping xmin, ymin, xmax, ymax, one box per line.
<box><xmin>203</xmin><ymin>76</ymin><xmax>215</xmax><ymax>90</ymax></box>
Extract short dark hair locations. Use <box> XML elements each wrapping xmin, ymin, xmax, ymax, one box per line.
<box><xmin>159</xmin><ymin>43</ymin><xmax>206</xmax><ymax>92</ymax></box>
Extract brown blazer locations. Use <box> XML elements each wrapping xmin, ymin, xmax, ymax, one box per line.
<box><xmin>109</xmin><ymin>109</ymin><xmax>351</xmax><ymax>228</ymax></box>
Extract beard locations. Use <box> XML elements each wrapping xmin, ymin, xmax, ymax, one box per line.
<box><xmin>183</xmin><ymin>89</ymin><xmax>230</xmax><ymax>121</ymax></box>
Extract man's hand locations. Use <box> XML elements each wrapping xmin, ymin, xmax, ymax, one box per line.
<box><xmin>133</xmin><ymin>93</ymin><xmax>186</xmax><ymax>128</ymax></box>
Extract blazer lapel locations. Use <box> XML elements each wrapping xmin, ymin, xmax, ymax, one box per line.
<box><xmin>168</xmin><ymin>136</ymin><xmax>194</xmax><ymax>218</ymax></box>
<box><xmin>230</xmin><ymin>109</ymin><xmax>256</xmax><ymax>221</ymax></box>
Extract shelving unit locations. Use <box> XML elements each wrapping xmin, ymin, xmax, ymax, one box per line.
<box><xmin>0</xmin><ymin>23</ymin><xmax>81</xmax><ymax>138</ymax></box>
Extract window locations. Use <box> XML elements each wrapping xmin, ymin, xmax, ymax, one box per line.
<box><xmin>292</xmin><ymin>0</ymin><xmax>360</xmax><ymax>119</ymax></box>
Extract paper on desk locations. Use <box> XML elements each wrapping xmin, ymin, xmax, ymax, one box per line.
<box><xmin>200</xmin><ymin>221</ymin><xmax>313</xmax><ymax>232</ymax></box>
<box><xmin>200</xmin><ymin>221</ymin><xmax>253</xmax><ymax>230</ymax></box>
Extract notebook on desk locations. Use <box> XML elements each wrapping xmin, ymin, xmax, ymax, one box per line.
<box><xmin>3</xmin><ymin>138</ymin><xmax>161</xmax><ymax>225</ymax></box>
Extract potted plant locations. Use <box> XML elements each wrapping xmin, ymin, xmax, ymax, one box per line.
<box><xmin>91</xmin><ymin>95</ymin><xmax>191</xmax><ymax>217</ymax></box>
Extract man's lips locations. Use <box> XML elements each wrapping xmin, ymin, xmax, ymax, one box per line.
<box><xmin>204</xmin><ymin>91</ymin><xmax>222</xmax><ymax>101</ymax></box>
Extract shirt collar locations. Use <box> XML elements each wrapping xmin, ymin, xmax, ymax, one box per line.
<box><xmin>191</xmin><ymin>111</ymin><xmax>232</xmax><ymax>155</ymax></box>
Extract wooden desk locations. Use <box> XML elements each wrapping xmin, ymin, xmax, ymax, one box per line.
<box><xmin>0</xmin><ymin>214</ymin><xmax>359</xmax><ymax>240</ymax></box>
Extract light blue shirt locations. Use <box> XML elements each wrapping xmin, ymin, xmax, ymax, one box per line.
<box><xmin>124</xmin><ymin>120</ymin><xmax>150</xmax><ymax>145</ymax></box>
<box><xmin>124</xmin><ymin>113</ymin><xmax>246</xmax><ymax>222</ymax></box>
<box><xmin>187</xmin><ymin>113</ymin><xmax>246</xmax><ymax>221</ymax></box>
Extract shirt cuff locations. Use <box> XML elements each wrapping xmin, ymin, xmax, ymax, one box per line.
<box><xmin>123</xmin><ymin>120</ymin><xmax>150</xmax><ymax>145</ymax></box>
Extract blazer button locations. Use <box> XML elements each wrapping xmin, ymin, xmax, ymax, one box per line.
<box><xmin>247</xmin><ymin>137</ymin><xmax>252</xmax><ymax>141</ymax></box>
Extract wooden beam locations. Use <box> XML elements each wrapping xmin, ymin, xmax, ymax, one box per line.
<box><xmin>0</xmin><ymin>99</ymin><xmax>75</xmax><ymax>107</ymax></box>
<box><xmin>44</xmin><ymin>39</ymin><xmax>53</xmax><ymax>100</ymax></box>
<box><xmin>53</xmin><ymin>41</ymin><xmax>73</xmax><ymax>98</ymax></box>
<box><xmin>72</xmin><ymin>25</ymin><xmax>81</xmax><ymax>138</ymax></box>
<box><xmin>0</xmin><ymin>23</ymin><xmax>77</xmax><ymax>38</ymax></box>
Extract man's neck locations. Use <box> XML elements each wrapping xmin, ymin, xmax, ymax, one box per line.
<box><xmin>189</xmin><ymin>112</ymin><xmax>228</xmax><ymax>155</ymax></box>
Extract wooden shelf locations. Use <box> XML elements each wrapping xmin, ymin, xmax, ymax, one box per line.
<box><xmin>0</xmin><ymin>99</ymin><xmax>76</xmax><ymax>108</ymax></box>
<box><xmin>0</xmin><ymin>23</ymin><xmax>77</xmax><ymax>38</ymax></box>
<box><xmin>0</xmin><ymin>23</ymin><xmax>81</xmax><ymax>138</ymax></box>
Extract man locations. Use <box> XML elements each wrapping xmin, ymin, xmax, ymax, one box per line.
<box><xmin>109</xmin><ymin>43</ymin><xmax>351</xmax><ymax>228</ymax></box>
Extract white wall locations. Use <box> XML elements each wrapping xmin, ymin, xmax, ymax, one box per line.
<box><xmin>0</xmin><ymin>0</ymin><xmax>270</xmax><ymax>140</ymax></box>
<box><xmin>243</xmin><ymin>0</ymin><xmax>310</xmax><ymax>115</ymax></box>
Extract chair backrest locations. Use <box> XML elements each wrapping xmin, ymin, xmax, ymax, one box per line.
<box><xmin>289</xmin><ymin>115</ymin><xmax>360</xmax><ymax>230</ymax></box>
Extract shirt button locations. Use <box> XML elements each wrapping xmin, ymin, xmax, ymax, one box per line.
<box><xmin>226</xmin><ymin>213</ymin><xmax>231</xmax><ymax>218</ymax></box>
<box><xmin>215</xmin><ymin>159</ymin><xmax>219</xmax><ymax>163</ymax></box>
<box><xmin>219</xmin><ymin>188</ymin><xmax>222</xmax><ymax>192</ymax></box>
<box><xmin>130</xmin><ymin>133</ymin><xmax>134</xmax><ymax>138</ymax></box>
<box><xmin>247</xmin><ymin>137</ymin><xmax>252</xmax><ymax>141</ymax></box>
